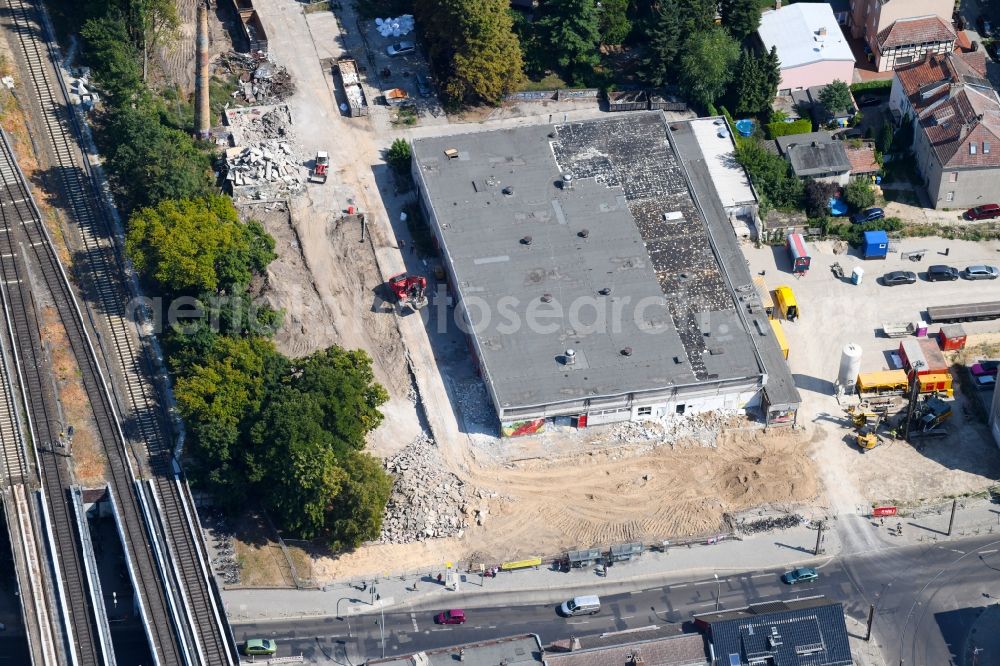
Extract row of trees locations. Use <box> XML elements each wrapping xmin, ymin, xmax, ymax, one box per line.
<box><xmin>71</xmin><ymin>0</ymin><xmax>394</xmax><ymax>549</ymax></box>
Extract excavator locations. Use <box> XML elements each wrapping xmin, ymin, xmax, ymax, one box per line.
<box><xmin>387</xmin><ymin>273</ymin><xmax>428</xmax><ymax>311</ymax></box>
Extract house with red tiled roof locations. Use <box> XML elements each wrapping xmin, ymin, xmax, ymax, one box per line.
<box><xmin>888</xmin><ymin>52</ymin><xmax>1000</xmax><ymax>209</ymax></box>
<box><xmin>873</xmin><ymin>15</ymin><xmax>956</xmax><ymax>71</ymax></box>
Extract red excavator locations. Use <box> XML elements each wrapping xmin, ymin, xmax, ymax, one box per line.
<box><xmin>387</xmin><ymin>273</ymin><xmax>428</xmax><ymax>310</ymax></box>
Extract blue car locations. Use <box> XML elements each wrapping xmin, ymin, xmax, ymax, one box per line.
<box><xmin>782</xmin><ymin>567</ymin><xmax>819</xmax><ymax>584</ymax></box>
<box><xmin>851</xmin><ymin>207</ymin><xmax>885</xmax><ymax>224</ymax></box>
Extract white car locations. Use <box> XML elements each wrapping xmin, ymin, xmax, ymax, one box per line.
<box><xmin>386</xmin><ymin>41</ymin><xmax>415</xmax><ymax>57</ymax></box>
<box><xmin>964</xmin><ymin>265</ymin><xmax>1000</xmax><ymax>280</ymax></box>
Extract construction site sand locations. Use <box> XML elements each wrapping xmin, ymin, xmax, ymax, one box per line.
<box><xmin>312</xmin><ymin>427</ymin><xmax>818</xmax><ymax>580</ymax></box>
<box><xmin>250</xmin><ymin>201</ymin><xmax>422</xmax><ymax>457</ymax></box>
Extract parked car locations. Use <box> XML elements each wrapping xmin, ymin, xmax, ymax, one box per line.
<box><xmin>964</xmin><ymin>203</ymin><xmax>1000</xmax><ymax>221</ymax></box>
<box><xmin>560</xmin><ymin>595</ymin><xmax>601</xmax><ymax>617</ymax></box>
<box><xmin>882</xmin><ymin>270</ymin><xmax>917</xmax><ymax>286</ymax></box>
<box><xmin>971</xmin><ymin>361</ymin><xmax>999</xmax><ymax>377</ymax></box>
<box><xmin>857</xmin><ymin>95</ymin><xmax>882</xmax><ymax>107</ymax></box>
<box><xmin>415</xmin><ymin>73</ymin><xmax>433</xmax><ymax>97</ymax></box>
<box><xmin>435</xmin><ymin>609</ymin><xmax>466</xmax><ymax>625</ymax></box>
<box><xmin>964</xmin><ymin>265</ymin><xmax>1000</xmax><ymax>280</ymax></box>
<box><xmin>243</xmin><ymin>639</ymin><xmax>277</xmax><ymax>656</ymax></box>
<box><xmin>782</xmin><ymin>567</ymin><xmax>818</xmax><ymax>584</ymax></box>
<box><xmin>975</xmin><ymin>375</ymin><xmax>996</xmax><ymax>390</ymax></box>
<box><xmin>926</xmin><ymin>265</ymin><xmax>959</xmax><ymax>281</ymax></box>
<box><xmin>386</xmin><ymin>41</ymin><xmax>415</xmax><ymax>57</ymax></box>
<box><xmin>851</xmin><ymin>207</ymin><xmax>885</xmax><ymax>224</ymax></box>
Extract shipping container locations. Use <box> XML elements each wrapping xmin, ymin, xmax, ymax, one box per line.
<box><xmin>917</xmin><ymin>372</ymin><xmax>953</xmax><ymax>398</ymax></box>
<box><xmin>774</xmin><ymin>285</ymin><xmax>799</xmax><ymax>321</ymax></box>
<box><xmin>769</xmin><ymin>319</ymin><xmax>789</xmax><ymax>359</ymax></box>
<box><xmin>752</xmin><ymin>275</ymin><xmax>775</xmax><ymax>319</ymax></box>
<box><xmin>786</xmin><ymin>233</ymin><xmax>811</xmax><ymax>273</ymax></box>
<box><xmin>856</xmin><ymin>370</ymin><xmax>909</xmax><ymax>397</ymax></box>
<box><xmin>937</xmin><ymin>324</ymin><xmax>967</xmax><ymax>351</ymax></box>
<box><xmin>862</xmin><ymin>230</ymin><xmax>889</xmax><ymax>259</ymax></box>
<box><xmin>899</xmin><ymin>338</ymin><xmax>948</xmax><ymax>376</ymax></box>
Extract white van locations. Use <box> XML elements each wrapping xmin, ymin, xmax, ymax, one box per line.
<box><xmin>560</xmin><ymin>595</ymin><xmax>601</xmax><ymax>616</ymax></box>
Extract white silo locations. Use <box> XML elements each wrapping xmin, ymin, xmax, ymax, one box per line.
<box><xmin>837</xmin><ymin>344</ymin><xmax>863</xmax><ymax>392</ymax></box>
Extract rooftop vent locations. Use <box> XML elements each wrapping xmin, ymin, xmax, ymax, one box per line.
<box><xmin>521</xmin><ymin>235</ymin><xmax>533</xmax><ymax>245</ymax></box>
<box><xmin>598</xmin><ymin>287</ymin><xmax>612</xmax><ymax>296</ymax></box>
<box><xmin>541</xmin><ymin>293</ymin><xmax>553</xmax><ymax>303</ymax></box>
<box><xmin>564</xmin><ymin>349</ymin><xmax>577</xmax><ymax>366</ymax></box>
<box><xmin>621</xmin><ymin>347</ymin><xmax>633</xmax><ymax>356</ymax></box>
<box><xmin>502</xmin><ymin>186</ymin><xmax>514</xmax><ymax>196</ymax></box>
<box><xmin>548</xmin><ymin>131</ymin><xmax>556</xmax><ymax>138</ymax></box>
<box><xmin>444</xmin><ymin>148</ymin><xmax>459</xmax><ymax>159</ymax></box>
<box><xmin>817</xmin><ymin>26</ymin><xmax>827</xmax><ymax>37</ymax></box>
<box><xmin>578</xmin><ymin>228</ymin><xmax>590</xmax><ymax>238</ymax></box>
<box><xmin>561</xmin><ymin>173</ymin><xmax>574</xmax><ymax>190</ymax></box>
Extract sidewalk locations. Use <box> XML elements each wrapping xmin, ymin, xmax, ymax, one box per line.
<box><xmin>223</xmin><ymin>497</ymin><xmax>1000</xmax><ymax>622</ymax></box>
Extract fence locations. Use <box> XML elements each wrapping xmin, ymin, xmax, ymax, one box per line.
<box><xmin>504</xmin><ymin>88</ymin><xmax>600</xmax><ymax>103</ymax></box>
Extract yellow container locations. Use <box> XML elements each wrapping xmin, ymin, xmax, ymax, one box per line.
<box><xmin>769</xmin><ymin>319</ymin><xmax>789</xmax><ymax>359</ymax></box>
<box><xmin>774</xmin><ymin>286</ymin><xmax>799</xmax><ymax>321</ymax></box>
<box><xmin>856</xmin><ymin>369</ymin><xmax>909</xmax><ymax>395</ymax></box>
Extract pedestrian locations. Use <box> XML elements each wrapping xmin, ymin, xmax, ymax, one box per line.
<box><xmin>361</xmin><ymin>581</ymin><xmax>367</xmax><ymax>592</ymax></box>
<box><xmin>880</xmin><ymin>517</ymin><xmax>884</xmax><ymax>526</ymax></box>
<box><xmin>437</xmin><ymin>573</ymin><xmax>443</xmax><ymax>584</ymax></box>
<box><xmin>945</xmin><ymin>247</ymin><xmax>950</xmax><ymax>256</ymax></box>
<box><xmin>399</xmin><ymin>239</ymin><xmax>406</xmax><ymax>251</ymax></box>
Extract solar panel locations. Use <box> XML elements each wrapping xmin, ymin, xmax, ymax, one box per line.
<box><xmin>729</xmin><ymin>654</ymin><xmax>741</xmax><ymax>666</ymax></box>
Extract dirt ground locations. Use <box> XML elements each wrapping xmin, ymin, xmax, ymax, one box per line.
<box><xmin>314</xmin><ymin>425</ymin><xmax>819</xmax><ymax>580</ymax></box>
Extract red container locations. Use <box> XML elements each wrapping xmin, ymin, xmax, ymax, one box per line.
<box><xmin>937</xmin><ymin>324</ymin><xmax>967</xmax><ymax>351</ymax></box>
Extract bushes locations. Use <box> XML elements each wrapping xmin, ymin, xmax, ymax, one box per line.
<box><xmin>734</xmin><ymin>137</ymin><xmax>803</xmax><ymax>214</ymax></box>
<box><xmin>850</xmin><ymin>79</ymin><xmax>892</xmax><ymax>93</ymax></box>
<box><xmin>843</xmin><ymin>178</ymin><xmax>876</xmax><ymax>212</ymax></box>
<box><xmin>765</xmin><ymin>118</ymin><xmax>812</xmax><ymax>139</ymax></box>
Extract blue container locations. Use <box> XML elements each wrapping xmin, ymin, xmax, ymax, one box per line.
<box><xmin>862</xmin><ymin>230</ymin><xmax>889</xmax><ymax>259</ymax></box>
<box><xmin>829</xmin><ymin>197</ymin><xmax>848</xmax><ymax>216</ymax></box>
<box><xmin>734</xmin><ymin>119</ymin><xmax>755</xmax><ymax>137</ymax></box>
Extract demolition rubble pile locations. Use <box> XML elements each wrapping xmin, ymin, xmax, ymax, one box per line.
<box><xmin>379</xmin><ymin>434</ymin><xmax>473</xmax><ymax>544</ymax></box>
<box><xmin>224</xmin><ymin>105</ymin><xmax>305</xmax><ymax>201</ymax></box>
<box><xmin>611</xmin><ymin>411</ymin><xmax>735</xmax><ymax>447</ymax></box>
<box><xmin>218</xmin><ymin>50</ymin><xmax>295</xmax><ymax>105</ymax></box>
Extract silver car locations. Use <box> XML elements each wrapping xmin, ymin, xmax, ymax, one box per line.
<box><xmin>964</xmin><ymin>265</ymin><xmax>1000</xmax><ymax>280</ymax></box>
<box><xmin>386</xmin><ymin>41</ymin><xmax>415</xmax><ymax>57</ymax></box>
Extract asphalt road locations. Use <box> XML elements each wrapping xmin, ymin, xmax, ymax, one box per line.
<box><xmin>232</xmin><ymin>534</ymin><xmax>1000</xmax><ymax>664</ymax></box>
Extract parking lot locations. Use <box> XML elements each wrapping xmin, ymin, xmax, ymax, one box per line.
<box><xmin>743</xmin><ymin>235</ymin><xmax>1000</xmax><ymax>512</ymax></box>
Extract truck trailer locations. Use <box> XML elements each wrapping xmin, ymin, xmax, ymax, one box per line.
<box><xmin>786</xmin><ymin>233</ymin><xmax>811</xmax><ymax>273</ymax></box>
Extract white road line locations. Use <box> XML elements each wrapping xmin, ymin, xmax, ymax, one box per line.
<box><xmin>620</xmin><ymin>615</ymin><xmax>633</xmax><ymax>620</ymax></box>
<box><xmin>751</xmin><ymin>573</ymin><xmax>771</xmax><ymax>579</ymax></box>
<box><xmin>671</xmin><ymin>583</ymin><xmax>689</xmax><ymax>589</ymax></box>
<box><xmin>980</xmin><ymin>549</ymin><xmax>997</xmax><ymax>555</ymax></box>
<box><xmin>410</xmin><ymin>613</ymin><xmax>417</xmax><ymax>632</ymax></box>
<box><xmin>694</xmin><ymin>580</ymin><xmax>715</xmax><ymax>586</ymax></box>
<box><xmin>950</xmin><ymin>549</ymin><xmax>966</xmax><ymax>554</ymax></box>
<box><xmin>695</xmin><ymin>602</ymin><xmax>718</xmax><ymax>607</ymax></box>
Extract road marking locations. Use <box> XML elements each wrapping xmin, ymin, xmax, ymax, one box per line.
<box><xmin>620</xmin><ymin>615</ymin><xmax>633</xmax><ymax>620</ymax></box>
<box><xmin>751</xmin><ymin>573</ymin><xmax>771</xmax><ymax>579</ymax></box>
<box><xmin>980</xmin><ymin>549</ymin><xmax>997</xmax><ymax>555</ymax></box>
<box><xmin>695</xmin><ymin>602</ymin><xmax>718</xmax><ymax>607</ymax></box>
<box><xmin>567</xmin><ymin>620</ymin><xmax>591</xmax><ymax>625</ymax></box>
<box><xmin>950</xmin><ymin>549</ymin><xmax>966</xmax><ymax>554</ymax></box>
<box><xmin>671</xmin><ymin>584</ymin><xmax>688</xmax><ymax>589</ymax></box>
<box><xmin>410</xmin><ymin>613</ymin><xmax>418</xmax><ymax>632</ymax></box>
<box><xmin>694</xmin><ymin>580</ymin><xmax>716</xmax><ymax>586</ymax></box>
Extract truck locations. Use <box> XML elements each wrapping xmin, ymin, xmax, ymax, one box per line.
<box><xmin>336</xmin><ymin>58</ymin><xmax>369</xmax><ymax>117</ymax></box>
<box><xmin>881</xmin><ymin>321</ymin><xmax>917</xmax><ymax>338</ymax></box>
<box><xmin>786</xmin><ymin>233</ymin><xmax>811</xmax><ymax>273</ymax></box>
<box><xmin>774</xmin><ymin>285</ymin><xmax>799</xmax><ymax>321</ymax></box>
<box><xmin>383</xmin><ymin>87</ymin><xmax>411</xmax><ymax>107</ymax></box>
<box><xmin>308</xmin><ymin>151</ymin><xmax>329</xmax><ymax>184</ymax></box>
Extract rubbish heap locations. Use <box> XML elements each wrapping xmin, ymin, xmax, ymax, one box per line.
<box><xmin>224</xmin><ymin>105</ymin><xmax>305</xmax><ymax>201</ymax></box>
<box><xmin>379</xmin><ymin>434</ymin><xmax>472</xmax><ymax>543</ymax></box>
<box><xmin>218</xmin><ymin>50</ymin><xmax>295</xmax><ymax>105</ymax></box>
<box><xmin>374</xmin><ymin>14</ymin><xmax>414</xmax><ymax>37</ymax></box>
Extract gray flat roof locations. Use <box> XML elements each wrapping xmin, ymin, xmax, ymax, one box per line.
<box><xmin>775</xmin><ymin>132</ymin><xmax>851</xmax><ymax>176</ymax></box>
<box><xmin>413</xmin><ymin>113</ymin><xmax>767</xmax><ymax>415</ymax></box>
<box><xmin>368</xmin><ymin>634</ymin><xmax>544</xmax><ymax>665</ymax></box>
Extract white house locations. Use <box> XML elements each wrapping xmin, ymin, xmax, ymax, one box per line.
<box><xmin>758</xmin><ymin>3</ymin><xmax>856</xmax><ymax>93</ymax></box>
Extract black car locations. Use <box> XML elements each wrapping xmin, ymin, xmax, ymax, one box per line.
<box><xmin>857</xmin><ymin>95</ymin><xmax>882</xmax><ymax>107</ymax></box>
<box><xmin>851</xmin><ymin>207</ymin><xmax>885</xmax><ymax>224</ymax></box>
<box><xmin>926</xmin><ymin>265</ymin><xmax>959</xmax><ymax>281</ymax></box>
<box><xmin>882</xmin><ymin>270</ymin><xmax>917</xmax><ymax>286</ymax></box>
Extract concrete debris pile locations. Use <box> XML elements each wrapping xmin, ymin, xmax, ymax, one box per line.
<box><xmin>224</xmin><ymin>105</ymin><xmax>305</xmax><ymax>201</ymax></box>
<box><xmin>380</xmin><ymin>434</ymin><xmax>472</xmax><ymax>544</ymax></box>
<box><xmin>453</xmin><ymin>378</ymin><xmax>493</xmax><ymax>429</ymax></box>
<box><xmin>611</xmin><ymin>411</ymin><xmax>737</xmax><ymax>447</ymax></box>
<box><xmin>219</xmin><ymin>50</ymin><xmax>294</xmax><ymax>105</ymax></box>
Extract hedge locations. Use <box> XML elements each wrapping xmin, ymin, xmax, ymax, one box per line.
<box><xmin>850</xmin><ymin>80</ymin><xmax>892</xmax><ymax>93</ymax></box>
<box><xmin>766</xmin><ymin>118</ymin><xmax>813</xmax><ymax>139</ymax></box>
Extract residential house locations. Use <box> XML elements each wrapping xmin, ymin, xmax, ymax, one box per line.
<box><xmin>872</xmin><ymin>15</ymin><xmax>956</xmax><ymax>71</ymax></box>
<box><xmin>694</xmin><ymin>596</ymin><xmax>853</xmax><ymax>666</ymax></box>
<box><xmin>845</xmin><ymin>141</ymin><xmax>880</xmax><ymax>179</ymax></box>
<box><xmin>776</xmin><ymin>132</ymin><xmax>853</xmax><ymax>185</ymax></box>
<box><xmin>848</xmin><ymin>0</ymin><xmax>956</xmax><ymax>70</ymax></box>
<box><xmin>889</xmin><ymin>51</ymin><xmax>1000</xmax><ymax>209</ymax></box>
<box><xmin>545</xmin><ymin>627</ymin><xmax>709</xmax><ymax>666</ymax></box>
<box><xmin>758</xmin><ymin>4</ymin><xmax>855</xmax><ymax>93</ymax></box>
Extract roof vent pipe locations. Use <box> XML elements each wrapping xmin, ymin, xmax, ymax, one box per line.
<box><xmin>598</xmin><ymin>287</ymin><xmax>612</xmax><ymax>296</ymax></box>
<box><xmin>521</xmin><ymin>235</ymin><xmax>533</xmax><ymax>245</ymax></box>
<box><xmin>621</xmin><ymin>347</ymin><xmax>633</xmax><ymax>356</ymax></box>
<box><xmin>541</xmin><ymin>293</ymin><xmax>553</xmax><ymax>303</ymax></box>
<box><xmin>562</xmin><ymin>173</ymin><xmax>574</xmax><ymax>190</ymax></box>
<box><xmin>502</xmin><ymin>186</ymin><xmax>514</xmax><ymax>196</ymax></box>
<box><xmin>578</xmin><ymin>228</ymin><xmax>590</xmax><ymax>238</ymax></box>
<box><xmin>564</xmin><ymin>349</ymin><xmax>576</xmax><ymax>365</ymax></box>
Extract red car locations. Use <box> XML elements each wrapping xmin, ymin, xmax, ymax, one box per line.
<box><xmin>435</xmin><ymin>609</ymin><xmax>466</xmax><ymax>625</ymax></box>
<box><xmin>964</xmin><ymin>204</ymin><xmax>1000</xmax><ymax>220</ymax></box>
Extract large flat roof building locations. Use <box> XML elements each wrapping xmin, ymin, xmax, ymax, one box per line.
<box><xmin>412</xmin><ymin>113</ymin><xmax>799</xmax><ymax>433</ymax></box>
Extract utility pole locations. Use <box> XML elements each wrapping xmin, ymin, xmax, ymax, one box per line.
<box><xmin>865</xmin><ymin>603</ymin><xmax>874</xmax><ymax>642</ymax></box>
<box><xmin>814</xmin><ymin>521</ymin><xmax>824</xmax><ymax>556</ymax></box>
<box><xmin>948</xmin><ymin>498</ymin><xmax>958</xmax><ymax>536</ymax></box>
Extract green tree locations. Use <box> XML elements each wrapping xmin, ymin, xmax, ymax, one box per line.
<box><xmin>720</xmin><ymin>0</ymin><xmax>761</xmax><ymax>41</ymax></box>
<box><xmin>100</xmin><ymin>105</ymin><xmax>211</xmax><ymax>210</ymax></box>
<box><xmin>843</xmin><ymin>177</ymin><xmax>876</xmax><ymax>212</ymax></box>
<box><xmin>762</xmin><ymin>45</ymin><xmax>781</xmax><ymax>94</ymax></box>
<box><xmin>386</xmin><ymin>138</ymin><xmax>412</xmax><ymax>174</ymax></box>
<box><xmin>639</xmin><ymin>7</ymin><xmax>681</xmax><ymax>87</ymax></box>
<box><xmin>599</xmin><ymin>0</ymin><xmax>632</xmax><ymax>45</ymax></box>
<box><xmin>536</xmin><ymin>0</ymin><xmax>601</xmax><ymax>83</ymax></box>
<box><xmin>175</xmin><ymin>336</ymin><xmax>285</xmax><ymax>500</ymax></box>
<box><xmin>126</xmin><ymin>195</ymin><xmax>277</xmax><ymax>296</ymax></box>
<box><xmin>803</xmin><ymin>178</ymin><xmax>836</xmax><ymax>218</ymax></box>
<box><xmin>326</xmin><ymin>451</ymin><xmax>393</xmax><ymax>551</ymax></box>
<box><xmin>679</xmin><ymin>26</ymin><xmax>740</xmax><ymax>110</ymax></box>
<box><xmin>735</xmin><ymin>138</ymin><xmax>803</xmax><ymax>213</ymax></box>
<box><xmin>731</xmin><ymin>49</ymin><xmax>768</xmax><ymax>115</ymax></box>
<box><xmin>877</xmin><ymin>120</ymin><xmax>894</xmax><ymax>155</ymax></box>
<box><xmin>80</xmin><ymin>17</ymin><xmax>144</xmax><ymax>102</ymax></box>
<box><xmin>818</xmin><ymin>79</ymin><xmax>853</xmax><ymax>116</ymax></box>
<box><xmin>417</xmin><ymin>0</ymin><xmax>524</xmax><ymax>106</ymax></box>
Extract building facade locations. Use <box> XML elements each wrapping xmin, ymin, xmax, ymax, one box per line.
<box><xmin>873</xmin><ymin>15</ymin><xmax>956</xmax><ymax>71</ymax></box>
<box><xmin>849</xmin><ymin>0</ymin><xmax>953</xmax><ymax>41</ymax></box>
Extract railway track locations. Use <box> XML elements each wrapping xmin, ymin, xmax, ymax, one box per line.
<box><xmin>4</xmin><ymin>0</ymin><xmax>235</xmax><ymax>663</ymax></box>
<box><xmin>0</xmin><ymin>131</ymin><xmax>102</xmax><ymax>665</ymax></box>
